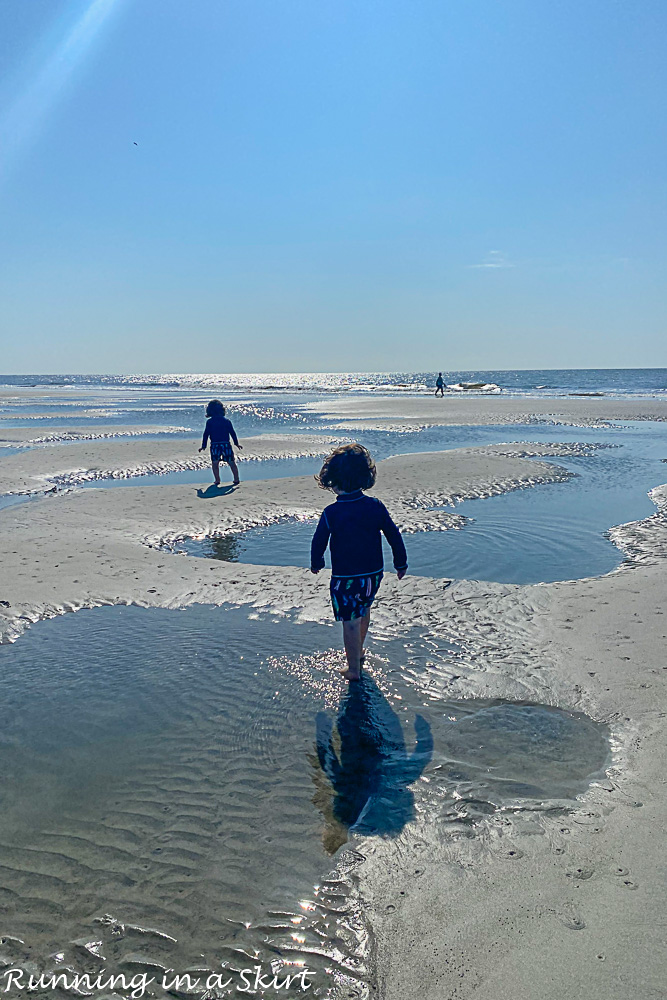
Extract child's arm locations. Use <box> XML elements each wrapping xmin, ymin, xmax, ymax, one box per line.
<box><xmin>379</xmin><ymin>504</ymin><xmax>408</xmax><ymax>578</ymax></box>
<box><xmin>199</xmin><ymin>419</ymin><xmax>210</xmax><ymax>452</ymax></box>
<box><xmin>227</xmin><ymin>419</ymin><xmax>241</xmax><ymax>449</ymax></box>
<box><xmin>310</xmin><ymin>511</ymin><xmax>331</xmax><ymax>574</ymax></box>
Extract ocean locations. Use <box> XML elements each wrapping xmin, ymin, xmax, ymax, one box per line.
<box><xmin>2</xmin><ymin>368</ymin><xmax>667</xmax><ymax>397</ymax></box>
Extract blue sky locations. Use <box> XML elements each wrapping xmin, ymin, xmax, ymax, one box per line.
<box><xmin>0</xmin><ymin>0</ymin><xmax>665</xmax><ymax>373</ymax></box>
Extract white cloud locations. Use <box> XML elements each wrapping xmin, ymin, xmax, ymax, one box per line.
<box><xmin>469</xmin><ymin>250</ymin><xmax>515</xmax><ymax>269</ymax></box>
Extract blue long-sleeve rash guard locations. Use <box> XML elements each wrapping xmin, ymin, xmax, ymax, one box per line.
<box><xmin>201</xmin><ymin>415</ymin><xmax>239</xmax><ymax>449</ymax></box>
<box><xmin>310</xmin><ymin>490</ymin><xmax>408</xmax><ymax>577</ymax></box>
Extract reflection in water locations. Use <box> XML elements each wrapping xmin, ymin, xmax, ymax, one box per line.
<box><xmin>0</xmin><ymin>603</ymin><xmax>612</xmax><ymax>993</ymax></box>
<box><xmin>312</xmin><ymin>676</ymin><xmax>433</xmax><ymax>852</ymax></box>
<box><xmin>208</xmin><ymin>533</ymin><xmax>241</xmax><ymax>561</ymax></box>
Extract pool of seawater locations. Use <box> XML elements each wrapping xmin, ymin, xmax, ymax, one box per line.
<box><xmin>3</xmin><ymin>416</ymin><xmax>666</xmax><ymax>581</ymax></box>
<box><xmin>0</xmin><ymin>490</ymin><xmax>58</xmax><ymax>512</ymax></box>
<box><xmin>176</xmin><ymin>421</ymin><xmax>667</xmax><ymax>584</ymax></box>
<box><xmin>77</xmin><ymin>455</ymin><xmax>323</xmax><ymax>489</ymax></box>
<box><xmin>52</xmin><ymin>427</ymin><xmax>508</xmax><ymax>490</ymax></box>
<box><xmin>0</xmin><ymin>604</ymin><xmax>609</xmax><ymax>992</ymax></box>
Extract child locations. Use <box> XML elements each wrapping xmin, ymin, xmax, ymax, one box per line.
<box><xmin>198</xmin><ymin>399</ymin><xmax>243</xmax><ymax>486</ymax></box>
<box><xmin>311</xmin><ymin>443</ymin><xmax>407</xmax><ymax>681</ymax></box>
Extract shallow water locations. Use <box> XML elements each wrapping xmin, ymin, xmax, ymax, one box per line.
<box><xmin>178</xmin><ymin>511</ymin><xmax>620</xmax><ymax>584</ymax></box>
<box><xmin>2</xmin><ymin>395</ymin><xmax>666</xmax><ymax>581</ymax></box>
<box><xmin>175</xmin><ymin>501</ymin><xmax>623</xmax><ymax>585</ymax></box>
<box><xmin>78</xmin><ymin>455</ymin><xmax>323</xmax><ymax>489</ymax></box>
<box><xmin>0</xmin><ymin>490</ymin><xmax>57</xmax><ymax>512</ymax></box>
<box><xmin>0</xmin><ymin>604</ymin><xmax>609</xmax><ymax>994</ymax></box>
<box><xmin>177</xmin><ymin>422</ymin><xmax>667</xmax><ymax>584</ymax></box>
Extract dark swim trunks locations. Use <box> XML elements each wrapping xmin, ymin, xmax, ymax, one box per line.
<box><xmin>330</xmin><ymin>572</ymin><xmax>383</xmax><ymax>622</ymax></box>
<box><xmin>210</xmin><ymin>441</ymin><xmax>234</xmax><ymax>464</ymax></box>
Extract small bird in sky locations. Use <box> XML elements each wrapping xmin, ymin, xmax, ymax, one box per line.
<box><xmin>133</xmin><ymin>141</ymin><xmax>138</xmax><ymax>145</ymax></box>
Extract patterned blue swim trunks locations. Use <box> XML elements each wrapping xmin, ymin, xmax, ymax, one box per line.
<box><xmin>330</xmin><ymin>571</ymin><xmax>383</xmax><ymax>622</ymax></box>
<box><xmin>210</xmin><ymin>441</ymin><xmax>234</xmax><ymax>464</ymax></box>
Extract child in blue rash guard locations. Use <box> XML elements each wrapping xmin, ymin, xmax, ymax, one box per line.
<box><xmin>311</xmin><ymin>443</ymin><xmax>407</xmax><ymax>681</ymax></box>
<box><xmin>198</xmin><ymin>399</ymin><xmax>243</xmax><ymax>486</ymax></box>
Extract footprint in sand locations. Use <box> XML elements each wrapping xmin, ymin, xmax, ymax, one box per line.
<box><xmin>498</xmin><ymin>846</ymin><xmax>524</xmax><ymax>860</ymax></box>
<box><xmin>555</xmin><ymin>902</ymin><xmax>586</xmax><ymax>930</ymax></box>
<box><xmin>565</xmin><ymin>867</ymin><xmax>594</xmax><ymax>881</ymax></box>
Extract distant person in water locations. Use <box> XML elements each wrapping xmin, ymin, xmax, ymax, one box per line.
<box><xmin>199</xmin><ymin>399</ymin><xmax>242</xmax><ymax>486</ymax></box>
<box><xmin>311</xmin><ymin>444</ymin><xmax>407</xmax><ymax>681</ymax></box>
<box><xmin>435</xmin><ymin>372</ymin><xmax>445</xmax><ymax>396</ymax></box>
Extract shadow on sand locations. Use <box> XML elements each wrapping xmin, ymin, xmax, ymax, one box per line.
<box><xmin>196</xmin><ymin>484</ymin><xmax>237</xmax><ymax>499</ymax></box>
<box><xmin>311</xmin><ymin>675</ymin><xmax>433</xmax><ymax>852</ymax></box>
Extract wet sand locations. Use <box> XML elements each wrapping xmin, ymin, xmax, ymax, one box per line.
<box><xmin>303</xmin><ymin>393</ymin><xmax>667</xmax><ymax>430</ymax></box>
<box><xmin>0</xmin><ymin>424</ymin><xmax>193</xmax><ymax>444</ymax></box>
<box><xmin>1</xmin><ymin>394</ymin><xmax>666</xmax><ymax>998</ymax></box>
<box><xmin>366</xmin><ymin>563</ymin><xmax>667</xmax><ymax>1000</ymax></box>
<box><xmin>0</xmin><ymin>604</ymin><xmax>612</xmax><ymax>994</ymax></box>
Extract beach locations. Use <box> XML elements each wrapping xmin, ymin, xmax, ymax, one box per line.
<box><xmin>3</xmin><ymin>0</ymin><xmax>665</xmax><ymax>989</ymax></box>
<box><xmin>0</xmin><ymin>383</ymin><xmax>665</xmax><ymax>998</ymax></box>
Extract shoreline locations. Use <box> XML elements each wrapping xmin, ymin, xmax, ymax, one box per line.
<box><xmin>1</xmin><ymin>393</ymin><xmax>666</xmax><ymax>998</ymax></box>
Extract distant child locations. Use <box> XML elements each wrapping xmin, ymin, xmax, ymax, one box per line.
<box><xmin>198</xmin><ymin>399</ymin><xmax>243</xmax><ymax>486</ymax></box>
<box><xmin>311</xmin><ymin>443</ymin><xmax>407</xmax><ymax>681</ymax></box>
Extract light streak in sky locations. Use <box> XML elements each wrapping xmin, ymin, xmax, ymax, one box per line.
<box><xmin>0</xmin><ymin>0</ymin><xmax>124</xmax><ymax>175</ymax></box>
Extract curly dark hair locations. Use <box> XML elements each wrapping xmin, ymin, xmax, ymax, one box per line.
<box><xmin>316</xmin><ymin>443</ymin><xmax>377</xmax><ymax>493</ymax></box>
<box><xmin>205</xmin><ymin>399</ymin><xmax>226</xmax><ymax>417</ymax></box>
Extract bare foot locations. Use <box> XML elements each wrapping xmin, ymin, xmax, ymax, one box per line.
<box><xmin>232</xmin><ymin>479</ymin><xmax>240</xmax><ymax>486</ymax></box>
<box><xmin>339</xmin><ymin>668</ymin><xmax>361</xmax><ymax>681</ymax></box>
<box><xmin>214</xmin><ymin>480</ymin><xmax>221</xmax><ymax>486</ymax></box>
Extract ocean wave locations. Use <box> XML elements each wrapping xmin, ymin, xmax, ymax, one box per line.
<box><xmin>447</xmin><ymin>382</ymin><xmax>502</xmax><ymax>393</ymax></box>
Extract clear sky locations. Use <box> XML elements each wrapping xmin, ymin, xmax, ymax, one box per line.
<box><xmin>0</xmin><ymin>0</ymin><xmax>665</xmax><ymax>373</ymax></box>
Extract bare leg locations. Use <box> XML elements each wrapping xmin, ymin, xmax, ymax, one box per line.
<box><xmin>229</xmin><ymin>458</ymin><xmax>240</xmax><ymax>485</ymax></box>
<box><xmin>211</xmin><ymin>459</ymin><xmax>221</xmax><ymax>485</ymax></box>
<box><xmin>341</xmin><ymin>617</ymin><xmax>364</xmax><ymax>680</ymax></box>
<box><xmin>359</xmin><ymin>608</ymin><xmax>371</xmax><ymax>664</ymax></box>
